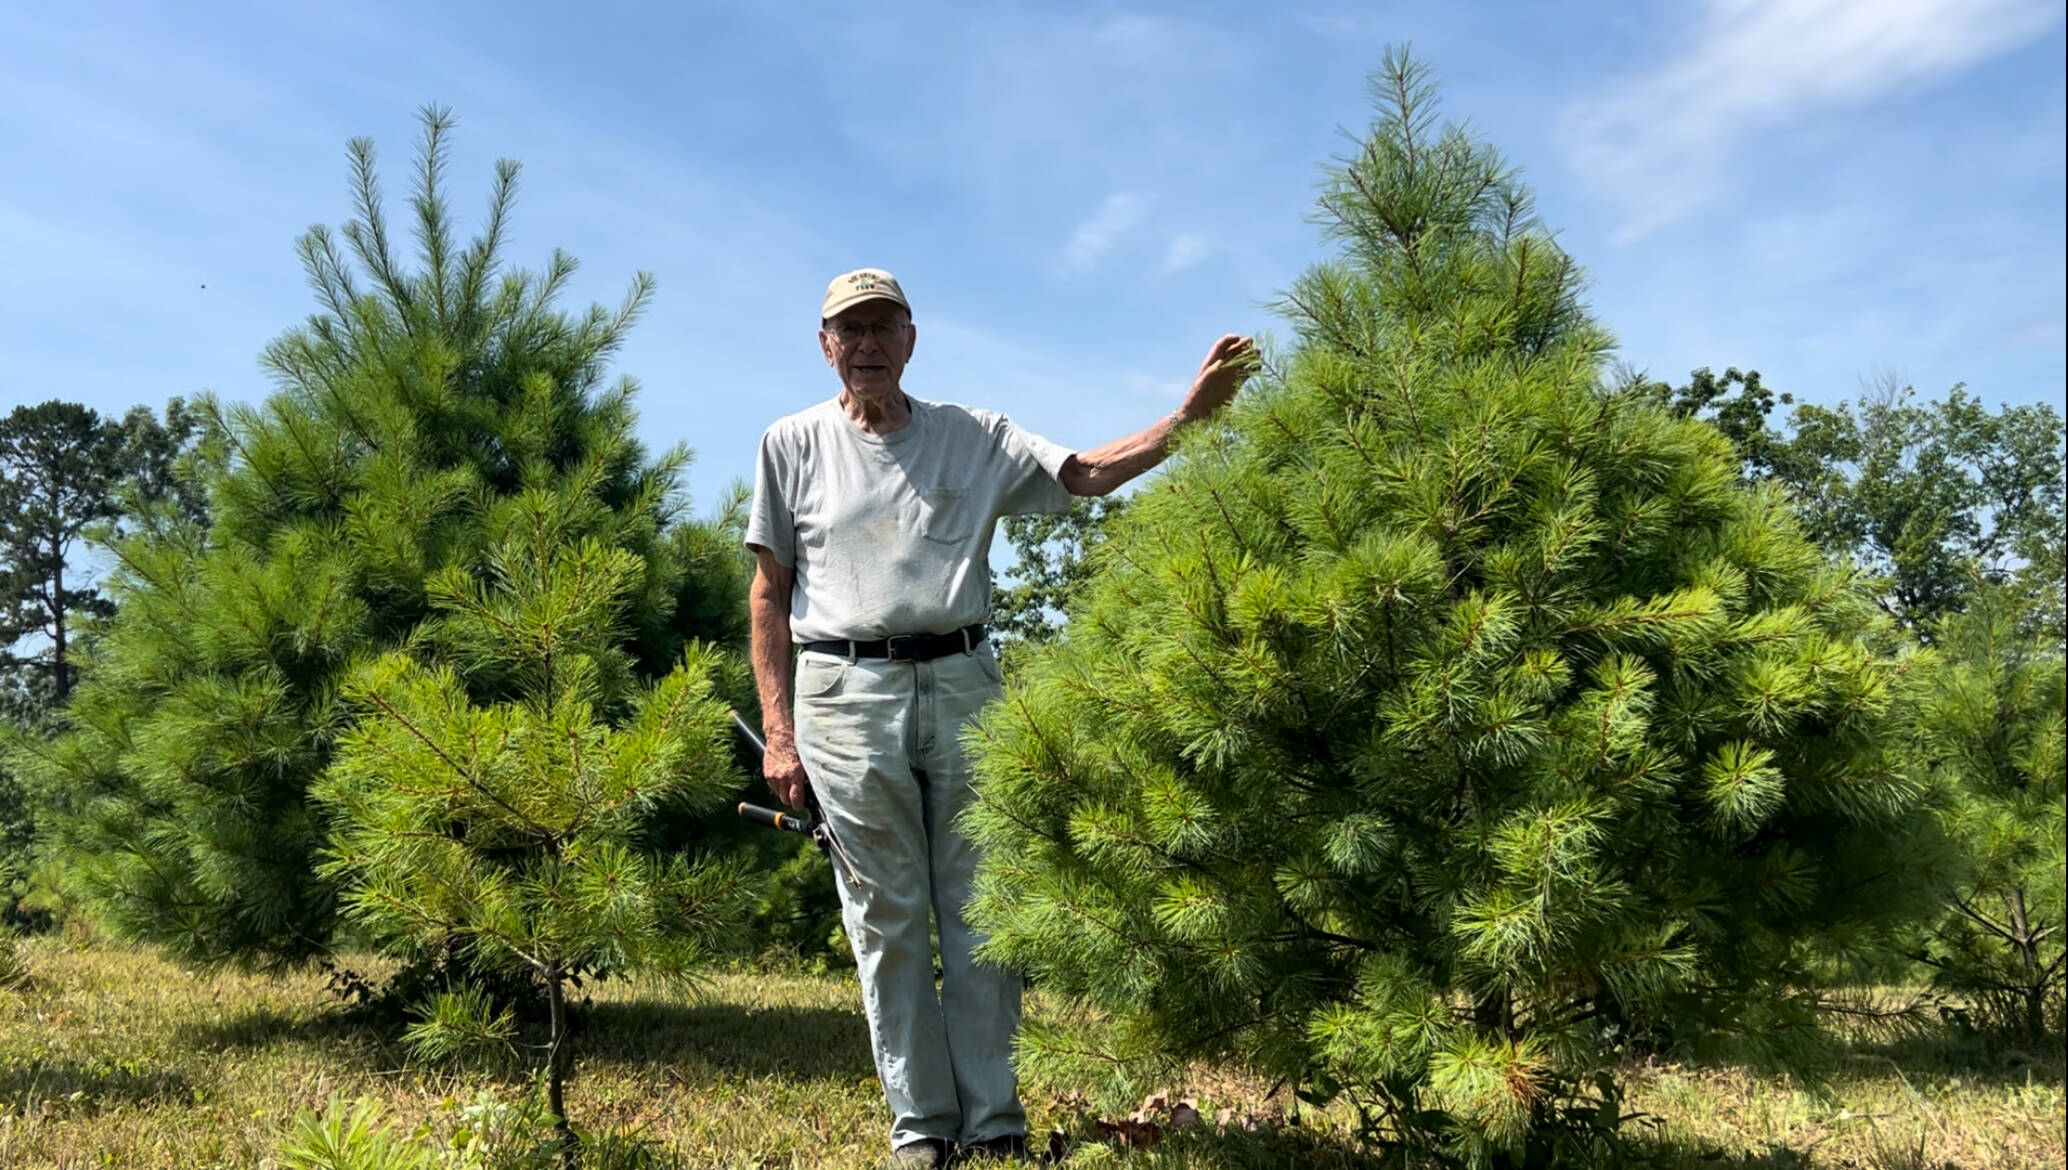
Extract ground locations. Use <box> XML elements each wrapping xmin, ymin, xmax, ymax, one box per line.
<box><xmin>0</xmin><ymin>937</ymin><xmax>2059</xmax><ymax>1168</ymax></box>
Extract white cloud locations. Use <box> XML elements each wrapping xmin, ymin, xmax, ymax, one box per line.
<box><xmin>1163</xmin><ymin>233</ymin><xmax>1211</xmax><ymax>273</ymax></box>
<box><xmin>1562</xmin><ymin>0</ymin><xmax>2061</xmax><ymax>241</ymax></box>
<box><xmin>1062</xmin><ymin>192</ymin><xmax>1155</xmax><ymax>273</ymax></box>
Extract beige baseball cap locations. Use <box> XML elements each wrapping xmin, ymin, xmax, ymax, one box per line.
<box><xmin>822</xmin><ymin>268</ymin><xmax>911</xmax><ymax>321</ymax></box>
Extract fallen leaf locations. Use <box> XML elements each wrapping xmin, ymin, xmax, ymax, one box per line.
<box><xmin>1094</xmin><ymin>1115</ymin><xmax>1167</xmax><ymax>1149</ymax></box>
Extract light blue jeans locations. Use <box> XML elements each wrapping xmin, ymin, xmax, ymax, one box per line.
<box><xmin>791</xmin><ymin>642</ymin><xmax>1024</xmax><ymax>1151</ymax></box>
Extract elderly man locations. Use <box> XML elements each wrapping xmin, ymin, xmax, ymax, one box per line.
<box><xmin>746</xmin><ymin>268</ymin><xmax>1251</xmax><ymax>1167</ymax></box>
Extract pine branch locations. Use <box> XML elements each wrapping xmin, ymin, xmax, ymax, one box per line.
<box><xmin>357</xmin><ymin>685</ymin><xmax>550</xmax><ymax>840</ymax></box>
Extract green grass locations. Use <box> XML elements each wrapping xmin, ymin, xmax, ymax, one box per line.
<box><xmin>0</xmin><ymin>935</ymin><xmax>2059</xmax><ymax>1168</ymax></box>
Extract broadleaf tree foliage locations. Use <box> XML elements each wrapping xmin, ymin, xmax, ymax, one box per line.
<box><xmin>963</xmin><ymin>55</ymin><xmax>1944</xmax><ymax>1165</ymax></box>
<box><xmin>1645</xmin><ymin>369</ymin><xmax>2065</xmax><ymax>643</ymax></box>
<box><xmin>10</xmin><ymin>108</ymin><xmax>747</xmax><ymax>970</ymax></box>
<box><xmin>994</xmin><ymin>496</ymin><xmax>1128</xmax><ymax>649</ymax></box>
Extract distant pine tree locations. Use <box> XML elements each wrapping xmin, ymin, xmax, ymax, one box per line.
<box><xmin>11</xmin><ymin>108</ymin><xmax>747</xmax><ymax>969</ymax></box>
<box><xmin>963</xmin><ymin>54</ymin><xmax>1947</xmax><ymax>1164</ymax></box>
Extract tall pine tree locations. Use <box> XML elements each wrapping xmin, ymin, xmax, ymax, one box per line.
<box><xmin>963</xmin><ymin>55</ymin><xmax>1945</xmax><ymax>1164</ymax></box>
<box><xmin>11</xmin><ymin>108</ymin><xmax>744</xmax><ymax>969</ymax></box>
<box><xmin>0</xmin><ymin>401</ymin><xmax>127</xmax><ymax>704</ymax></box>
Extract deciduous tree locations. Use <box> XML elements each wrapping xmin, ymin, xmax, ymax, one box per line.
<box><xmin>1646</xmin><ymin>371</ymin><xmax>2065</xmax><ymax>642</ymax></box>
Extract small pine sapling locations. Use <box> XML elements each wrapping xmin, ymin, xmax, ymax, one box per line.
<box><xmin>316</xmin><ymin>475</ymin><xmax>749</xmax><ymax>1154</ymax></box>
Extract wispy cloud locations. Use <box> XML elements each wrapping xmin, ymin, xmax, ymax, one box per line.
<box><xmin>1062</xmin><ymin>192</ymin><xmax>1154</xmax><ymax>273</ymax></box>
<box><xmin>1562</xmin><ymin>0</ymin><xmax>2061</xmax><ymax>241</ymax></box>
<box><xmin>1163</xmin><ymin>233</ymin><xmax>1210</xmax><ymax>273</ymax></box>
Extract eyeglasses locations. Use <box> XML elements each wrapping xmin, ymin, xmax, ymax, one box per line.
<box><xmin>823</xmin><ymin>320</ymin><xmax>911</xmax><ymax>346</ymax></box>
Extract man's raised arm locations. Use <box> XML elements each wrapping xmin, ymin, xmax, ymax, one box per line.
<box><xmin>748</xmin><ymin>547</ymin><xmax>809</xmax><ymax>810</ymax></box>
<box><xmin>1058</xmin><ymin>334</ymin><xmax>1256</xmax><ymax>496</ymax></box>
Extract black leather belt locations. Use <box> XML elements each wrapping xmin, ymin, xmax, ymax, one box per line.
<box><xmin>802</xmin><ymin>623</ymin><xmax>987</xmax><ymax>662</ymax></box>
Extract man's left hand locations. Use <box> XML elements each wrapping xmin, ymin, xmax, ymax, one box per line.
<box><xmin>1175</xmin><ymin>335</ymin><xmax>1257</xmax><ymax>424</ymax></box>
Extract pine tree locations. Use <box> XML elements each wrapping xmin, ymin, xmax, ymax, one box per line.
<box><xmin>1908</xmin><ymin>585</ymin><xmax>2065</xmax><ymax>1045</ymax></box>
<box><xmin>963</xmin><ymin>55</ymin><xmax>1945</xmax><ymax>1164</ymax></box>
<box><xmin>314</xmin><ymin>475</ymin><xmax>750</xmax><ymax>1150</ymax></box>
<box><xmin>9</xmin><ymin>108</ymin><xmax>744</xmax><ymax>969</ymax></box>
<box><xmin>0</xmin><ymin>401</ymin><xmax>127</xmax><ymax>705</ymax></box>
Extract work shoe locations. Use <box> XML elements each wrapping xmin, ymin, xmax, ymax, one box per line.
<box><xmin>889</xmin><ymin>1137</ymin><xmax>951</xmax><ymax>1168</ymax></box>
<box><xmin>954</xmin><ymin>1133</ymin><xmax>1031</xmax><ymax>1163</ymax></box>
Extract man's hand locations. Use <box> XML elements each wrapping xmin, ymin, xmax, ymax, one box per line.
<box><xmin>763</xmin><ymin>730</ymin><xmax>811</xmax><ymax>811</ymax></box>
<box><xmin>1175</xmin><ymin>335</ymin><xmax>1257</xmax><ymax>424</ymax></box>
<box><xmin>1058</xmin><ymin>334</ymin><xmax>1258</xmax><ymax>497</ymax></box>
<box><xmin>747</xmin><ymin>548</ymin><xmax>809</xmax><ymax>810</ymax></box>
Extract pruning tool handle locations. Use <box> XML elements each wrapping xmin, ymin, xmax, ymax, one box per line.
<box><xmin>737</xmin><ymin>801</ymin><xmax>818</xmax><ymax>836</ymax></box>
<box><xmin>729</xmin><ymin>709</ymin><xmax>836</xmax><ymax>859</ymax></box>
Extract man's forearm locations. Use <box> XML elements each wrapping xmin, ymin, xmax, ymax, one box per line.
<box><xmin>1059</xmin><ymin>410</ymin><xmax>1183</xmax><ymax>497</ymax></box>
<box><xmin>748</xmin><ymin>586</ymin><xmax>795</xmax><ymax>747</ymax></box>
<box><xmin>1060</xmin><ymin>335</ymin><xmax>1254</xmax><ymax>496</ymax></box>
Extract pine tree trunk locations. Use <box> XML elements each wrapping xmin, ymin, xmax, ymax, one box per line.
<box><xmin>50</xmin><ymin>526</ymin><xmax>66</xmax><ymax>704</ymax></box>
<box><xmin>546</xmin><ymin>967</ymin><xmax>576</xmax><ymax>1167</ymax></box>
<box><xmin>2009</xmin><ymin>888</ymin><xmax>2043</xmax><ymax>1044</ymax></box>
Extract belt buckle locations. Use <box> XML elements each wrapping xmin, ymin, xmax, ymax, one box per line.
<box><xmin>884</xmin><ymin>634</ymin><xmax>914</xmax><ymax>661</ymax></box>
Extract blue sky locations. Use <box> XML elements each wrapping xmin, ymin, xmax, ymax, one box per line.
<box><xmin>2</xmin><ymin>0</ymin><xmax>2062</xmax><ymax>517</ymax></box>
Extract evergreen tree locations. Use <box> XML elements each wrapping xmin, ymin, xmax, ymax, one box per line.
<box><xmin>0</xmin><ymin>397</ymin><xmax>207</xmax><ymax>908</ymax></box>
<box><xmin>0</xmin><ymin>401</ymin><xmax>126</xmax><ymax>704</ymax></box>
<box><xmin>1907</xmin><ymin>585</ymin><xmax>2065</xmax><ymax>1045</ymax></box>
<box><xmin>0</xmin><ymin>397</ymin><xmax>210</xmax><ymax>705</ymax></box>
<box><xmin>314</xmin><ymin>475</ymin><xmax>750</xmax><ymax>1150</ymax></box>
<box><xmin>963</xmin><ymin>55</ymin><xmax>1943</xmax><ymax>1165</ymax></box>
<box><xmin>10</xmin><ymin>108</ymin><xmax>743</xmax><ymax>968</ymax></box>
<box><xmin>109</xmin><ymin>396</ymin><xmax>218</xmax><ymax>538</ymax></box>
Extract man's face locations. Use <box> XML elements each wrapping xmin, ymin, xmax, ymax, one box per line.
<box><xmin>820</xmin><ymin>299</ymin><xmax>915</xmax><ymax>400</ymax></box>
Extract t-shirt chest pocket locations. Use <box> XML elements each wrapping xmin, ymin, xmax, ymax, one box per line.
<box><xmin>917</xmin><ymin>485</ymin><xmax>981</xmax><ymax>547</ymax></box>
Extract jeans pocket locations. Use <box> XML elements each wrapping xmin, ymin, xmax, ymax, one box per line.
<box><xmin>795</xmin><ymin>654</ymin><xmax>849</xmax><ymax>699</ymax></box>
<box><xmin>976</xmin><ymin>643</ymin><xmax>1005</xmax><ymax>688</ymax></box>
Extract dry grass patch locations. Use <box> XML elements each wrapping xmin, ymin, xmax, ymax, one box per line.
<box><xmin>0</xmin><ymin>937</ymin><xmax>2059</xmax><ymax>1168</ymax></box>
<box><xmin>1622</xmin><ymin>1043</ymin><xmax>2064</xmax><ymax>1169</ymax></box>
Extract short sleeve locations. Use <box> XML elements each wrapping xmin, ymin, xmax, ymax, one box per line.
<box><xmin>989</xmin><ymin>413</ymin><xmax>1075</xmax><ymax>517</ymax></box>
<box><xmin>744</xmin><ymin>427</ymin><xmax>797</xmax><ymax>566</ymax></box>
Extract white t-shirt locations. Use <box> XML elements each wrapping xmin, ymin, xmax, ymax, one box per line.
<box><xmin>746</xmin><ymin>396</ymin><xmax>1076</xmax><ymax>643</ymax></box>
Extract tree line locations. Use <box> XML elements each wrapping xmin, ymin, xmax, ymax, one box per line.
<box><xmin>3</xmin><ymin>59</ymin><xmax>2062</xmax><ymax>1167</ymax></box>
